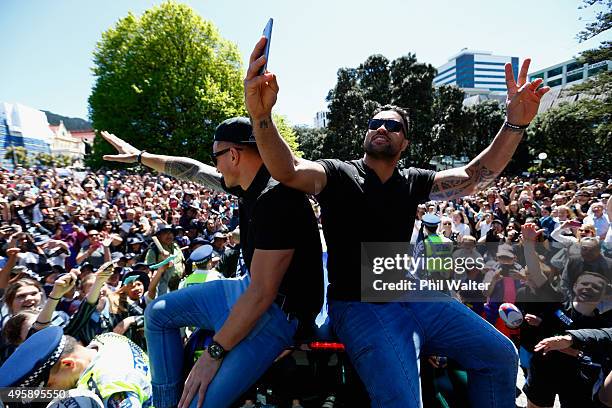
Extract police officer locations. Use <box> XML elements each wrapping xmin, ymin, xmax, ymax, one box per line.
<box><xmin>180</xmin><ymin>244</ymin><xmax>223</xmax><ymax>288</ymax></box>
<box><xmin>421</xmin><ymin>214</ymin><xmax>454</xmax><ymax>281</ymax></box>
<box><xmin>0</xmin><ymin>326</ymin><xmax>152</xmax><ymax>407</ymax></box>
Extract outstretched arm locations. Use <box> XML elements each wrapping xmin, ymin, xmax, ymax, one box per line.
<box><xmin>244</xmin><ymin>37</ymin><xmax>327</xmax><ymax>195</ymax></box>
<box><xmin>430</xmin><ymin>59</ymin><xmax>549</xmax><ymax>201</ymax></box>
<box><xmin>100</xmin><ymin>131</ymin><xmax>223</xmax><ymax>191</ymax></box>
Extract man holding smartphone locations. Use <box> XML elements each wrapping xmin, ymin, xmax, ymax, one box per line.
<box><xmin>244</xmin><ymin>36</ymin><xmax>549</xmax><ymax>407</ymax></box>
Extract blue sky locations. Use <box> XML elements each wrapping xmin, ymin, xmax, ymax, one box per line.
<box><xmin>0</xmin><ymin>0</ymin><xmax>608</xmax><ymax>126</ymax></box>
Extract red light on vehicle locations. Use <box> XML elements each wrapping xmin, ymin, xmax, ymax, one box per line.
<box><xmin>309</xmin><ymin>341</ymin><xmax>345</xmax><ymax>352</ymax></box>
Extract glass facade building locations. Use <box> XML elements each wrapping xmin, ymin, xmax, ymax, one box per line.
<box><xmin>434</xmin><ymin>49</ymin><xmax>519</xmax><ymax>94</ymax></box>
<box><xmin>0</xmin><ymin>102</ymin><xmax>52</xmax><ymax>168</ymax></box>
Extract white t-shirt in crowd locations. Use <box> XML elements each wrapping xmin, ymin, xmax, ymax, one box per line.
<box><xmin>479</xmin><ymin>221</ymin><xmax>492</xmax><ymax>239</ymax></box>
<box><xmin>453</xmin><ymin>222</ymin><xmax>471</xmax><ymax>237</ymax></box>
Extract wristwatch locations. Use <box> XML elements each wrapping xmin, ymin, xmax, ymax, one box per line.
<box><xmin>206</xmin><ymin>341</ymin><xmax>227</xmax><ymax>360</ymax></box>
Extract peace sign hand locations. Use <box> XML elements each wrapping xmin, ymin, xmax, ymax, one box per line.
<box><xmin>504</xmin><ymin>59</ymin><xmax>550</xmax><ymax>126</ymax></box>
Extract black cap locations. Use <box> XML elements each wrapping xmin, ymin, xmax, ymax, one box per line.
<box><xmin>213</xmin><ymin>117</ymin><xmax>257</xmax><ymax>145</ymax></box>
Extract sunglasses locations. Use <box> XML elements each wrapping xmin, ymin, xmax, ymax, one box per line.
<box><xmin>368</xmin><ymin>119</ymin><xmax>404</xmax><ymax>133</ymax></box>
<box><xmin>212</xmin><ymin>147</ymin><xmax>242</xmax><ymax>164</ymax></box>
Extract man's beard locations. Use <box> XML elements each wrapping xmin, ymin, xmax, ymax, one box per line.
<box><xmin>364</xmin><ymin>140</ymin><xmax>397</xmax><ymax>159</ymax></box>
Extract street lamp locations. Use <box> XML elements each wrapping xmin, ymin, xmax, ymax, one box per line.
<box><xmin>538</xmin><ymin>152</ymin><xmax>547</xmax><ymax>176</ymax></box>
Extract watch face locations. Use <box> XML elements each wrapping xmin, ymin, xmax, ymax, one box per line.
<box><xmin>208</xmin><ymin>343</ymin><xmax>224</xmax><ymax>360</ymax></box>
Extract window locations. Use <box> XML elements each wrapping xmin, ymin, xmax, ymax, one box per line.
<box><xmin>588</xmin><ymin>65</ymin><xmax>607</xmax><ymax>77</ymax></box>
<box><xmin>567</xmin><ymin>72</ymin><xmax>583</xmax><ymax>83</ymax></box>
<box><xmin>547</xmin><ymin>67</ymin><xmax>562</xmax><ymax>77</ymax></box>
<box><xmin>566</xmin><ymin>61</ymin><xmax>582</xmax><ymax>72</ymax></box>
<box><xmin>547</xmin><ymin>78</ymin><xmax>562</xmax><ymax>87</ymax></box>
<box><xmin>530</xmin><ymin>73</ymin><xmax>544</xmax><ymax>81</ymax></box>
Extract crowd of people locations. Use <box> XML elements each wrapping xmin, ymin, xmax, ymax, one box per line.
<box><xmin>0</xmin><ymin>165</ymin><xmax>245</xmax><ymax>354</ymax></box>
<box><xmin>0</xmin><ymin>162</ymin><xmax>610</xmax><ymax>406</ymax></box>
<box><xmin>412</xmin><ymin>177</ymin><xmax>612</xmax><ymax>407</ymax></box>
<box><xmin>0</xmin><ymin>44</ymin><xmax>610</xmax><ymax>408</ymax></box>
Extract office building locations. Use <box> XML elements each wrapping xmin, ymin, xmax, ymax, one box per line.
<box><xmin>434</xmin><ymin>49</ymin><xmax>519</xmax><ymax>95</ymax></box>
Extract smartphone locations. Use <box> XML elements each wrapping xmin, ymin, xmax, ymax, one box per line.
<box><xmin>568</xmin><ymin>220</ymin><xmax>582</xmax><ymax>227</ymax></box>
<box><xmin>258</xmin><ymin>18</ymin><xmax>274</xmax><ymax>76</ymax></box>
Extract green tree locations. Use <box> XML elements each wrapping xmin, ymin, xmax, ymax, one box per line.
<box><xmin>272</xmin><ymin>113</ymin><xmax>302</xmax><ymax>157</ymax></box>
<box><xmin>35</xmin><ymin>153</ymin><xmax>55</xmax><ymax>167</ymax></box>
<box><xmin>357</xmin><ymin>55</ymin><xmax>391</xmax><ymax>105</ymax></box>
<box><xmin>325</xmin><ymin>68</ymin><xmax>378</xmax><ymax>160</ymax></box>
<box><xmin>4</xmin><ymin>146</ymin><xmax>28</xmax><ymax>167</ymax></box>
<box><xmin>463</xmin><ymin>100</ymin><xmax>506</xmax><ymax>160</ymax></box>
<box><xmin>571</xmin><ymin>1</ymin><xmax>612</xmax><ymax>97</ymax></box>
<box><xmin>430</xmin><ymin>85</ymin><xmax>470</xmax><ymax>164</ymax></box>
<box><xmin>88</xmin><ymin>1</ymin><xmax>245</xmax><ymax>169</ymax></box>
<box><xmin>35</xmin><ymin>153</ymin><xmax>75</xmax><ymax>168</ymax></box>
<box><xmin>294</xmin><ymin>125</ymin><xmax>326</xmax><ymax>161</ymax></box>
<box><xmin>390</xmin><ymin>55</ymin><xmax>438</xmax><ymax>167</ymax></box>
<box><xmin>527</xmin><ymin>99</ymin><xmax>611</xmax><ymax>177</ymax></box>
<box><xmin>577</xmin><ymin>0</ymin><xmax>611</xmax><ymax>42</ymax></box>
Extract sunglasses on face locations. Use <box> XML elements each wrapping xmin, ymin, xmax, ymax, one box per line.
<box><xmin>212</xmin><ymin>147</ymin><xmax>242</xmax><ymax>164</ymax></box>
<box><xmin>368</xmin><ymin>119</ymin><xmax>404</xmax><ymax>133</ymax></box>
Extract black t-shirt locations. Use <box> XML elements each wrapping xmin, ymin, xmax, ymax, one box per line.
<box><xmin>217</xmin><ymin>244</ymin><xmax>240</xmax><ymax>278</ymax></box>
<box><xmin>317</xmin><ymin>159</ymin><xmax>436</xmax><ymax>301</ymax></box>
<box><xmin>228</xmin><ymin>166</ymin><xmax>324</xmax><ymax>324</ymax></box>
<box><xmin>515</xmin><ymin>281</ymin><xmax>564</xmax><ymax>350</ymax></box>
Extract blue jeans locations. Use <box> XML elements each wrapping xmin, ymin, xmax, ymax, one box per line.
<box><xmin>144</xmin><ymin>277</ymin><xmax>297</xmax><ymax>408</ymax></box>
<box><xmin>329</xmin><ymin>298</ymin><xmax>518</xmax><ymax>408</ymax></box>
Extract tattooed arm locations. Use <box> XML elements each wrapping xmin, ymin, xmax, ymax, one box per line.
<box><xmin>243</xmin><ymin>39</ymin><xmax>327</xmax><ymax>195</ymax></box>
<box><xmin>100</xmin><ymin>131</ymin><xmax>223</xmax><ymax>191</ymax></box>
<box><xmin>158</xmin><ymin>157</ymin><xmax>222</xmax><ymax>191</ymax></box>
<box><xmin>429</xmin><ymin>126</ymin><xmax>524</xmax><ymax>201</ymax></box>
<box><xmin>430</xmin><ymin>58</ymin><xmax>550</xmax><ymax>201</ymax></box>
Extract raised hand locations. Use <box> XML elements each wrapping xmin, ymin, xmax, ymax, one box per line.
<box><xmin>50</xmin><ymin>272</ymin><xmax>78</xmax><ymax>299</ymax></box>
<box><xmin>95</xmin><ymin>261</ymin><xmax>115</xmax><ymax>284</ymax></box>
<box><xmin>505</xmin><ymin>59</ymin><xmax>550</xmax><ymax>126</ymax></box>
<box><xmin>100</xmin><ymin>131</ymin><xmax>141</xmax><ymax>163</ymax></box>
<box><xmin>244</xmin><ymin>37</ymin><xmax>279</xmax><ymax>121</ymax></box>
<box><xmin>5</xmin><ymin>247</ymin><xmax>21</xmax><ymax>257</ymax></box>
<box><xmin>521</xmin><ymin>223</ymin><xmax>544</xmax><ymax>242</ymax></box>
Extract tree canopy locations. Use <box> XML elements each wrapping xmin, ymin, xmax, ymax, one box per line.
<box><xmin>87</xmin><ymin>1</ymin><xmax>245</xmax><ymax>169</ymax></box>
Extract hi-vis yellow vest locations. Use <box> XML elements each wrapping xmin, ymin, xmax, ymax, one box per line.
<box><xmin>77</xmin><ymin>333</ymin><xmax>151</xmax><ymax>406</ymax></box>
<box><xmin>424</xmin><ymin>234</ymin><xmax>453</xmax><ymax>277</ymax></box>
